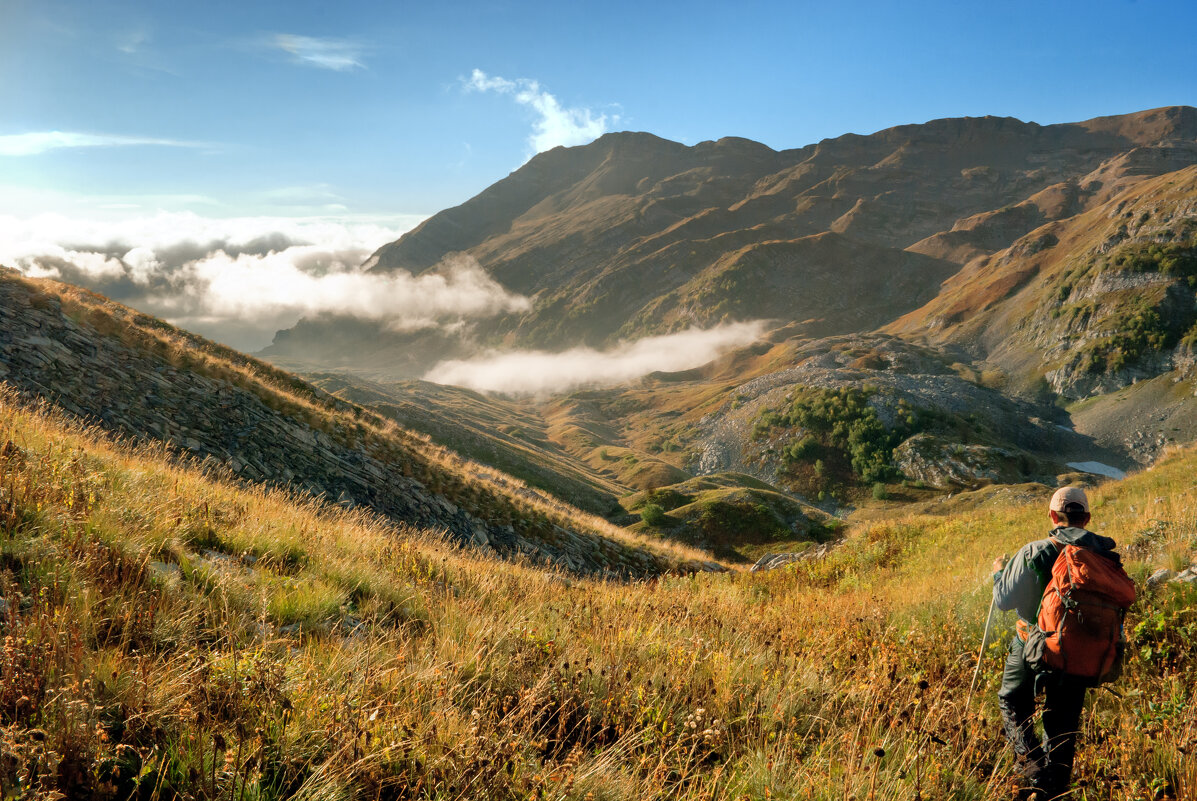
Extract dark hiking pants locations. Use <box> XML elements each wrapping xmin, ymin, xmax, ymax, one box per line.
<box><xmin>997</xmin><ymin>636</ymin><xmax>1087</xmax><ymax>792</ymax></box>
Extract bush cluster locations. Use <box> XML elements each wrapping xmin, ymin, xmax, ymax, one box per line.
<box><xmin>640</xmin><ymin>502</ymin><xmax>668</xmax><ymax>526</ymax></box>
<box><xmin>1081</xmin><ymin>298</ymin><xmax>1196</xmax><ymax>374</ymax></box>
<box><xmin>757</xmin><ymin>387</ymin><xmax>924</xmax><ymax>485</ymax></box>
<box><xmin>1074</xmin><ymin>239</ymin><xmax>1197</xmax><ymax>372</ymax></box>
<box><xmin>1105</xmin><ymin>240</ymin><xmax>1197</xmax><ymax>284</ymax></box>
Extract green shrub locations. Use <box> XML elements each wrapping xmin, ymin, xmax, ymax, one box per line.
<box><xmin>1082</xmin><ymin>301</ymin><xmax>1188</xmax><ymax>374</ymax></box>
<box><xmin>693</xmin><ymin>499</ymin><xmax>783</xmax><ymax>540</ymax></box>
<box><xmin>872</xmin><ymin>482</ymin><xmax>889</xmax><ymax>500</ymax></box>
<box><xmin>643</xmin><ymin>488</ymin><xmax>691</xmax><ymax>512</ymax></box>
<box><xmin>640</xmin><ymin>503</ymin><xmax>668</xmax><ymax>526</ymax></box>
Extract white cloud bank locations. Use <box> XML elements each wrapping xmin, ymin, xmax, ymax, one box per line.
<box><xmin>0</xmin><ymin>212</ymin><xmax>530</xmax><ymax>351</ymax></box>
<box><xmin>271</xmin><ymin>34</ymin><xmax>365</xmax><ymax>71</ymax></box>
<box><xmin>464</xmin><ymin>69</ymin><xmax>616</xmax><ymax>154</ymax></box>
<box><xmin>0</xmin><ymin>132</ymin><xmax>206</xmax><ymax>157</ymax></box>
<box><xmin>424</xmin><ymin>322</ymin><xmax>767</xmax><ymax>396</ymax></box>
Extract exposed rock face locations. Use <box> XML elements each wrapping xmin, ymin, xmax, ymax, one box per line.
<box><xmin>749</xmin><ymin>542</ymin><xmax>837</xmax><ymax>572</ymax></box>
<box><xmin>893</xmin><ymin>433</ymin><xmax>1040</xmax><ymax>489</ymax></box>
<box><xmin>0</xmin><ymin>272</ymin><xmax>671</xmax><ymax>578</ymax></box>
<box><xmin>893</xmin><ymin>166</ymin><xmax>1197</xmax><ymax>400</ymax></box>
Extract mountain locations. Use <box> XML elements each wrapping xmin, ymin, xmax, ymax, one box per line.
<box><xmin>886</xmin><ymin>165</ymin><xmax>1197</xmax><ymax>459</ymax></box>
<box><xmin>252</xmin><ymin>108</ymin><xmax>1197</xmax><ymax>539</ymax></box>
<box><xmin>4</xmin><ymin>110</ymin><xmax>1196</xmax><ymax>797</ymax></box>
<box><xmin>262</xmin><ymin>106</ymin><xmax>1197</xmax><ymax>378</ymax></box>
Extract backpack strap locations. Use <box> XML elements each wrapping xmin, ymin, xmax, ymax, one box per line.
<box><xmin>1030</xmin><ymin>536</ymin><xmax>1066</xmax><ymax>624</ymax></box>
<box><xmin>1029</xmin><ymin>536</ymin><xmax>1062</xmax><ymax>589</ymax></box>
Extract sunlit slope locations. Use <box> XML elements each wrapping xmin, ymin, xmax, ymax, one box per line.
<box><xmin>2</xmin><ymin>388</ymin><xmax>1193</xmax><ymax>799</ymax></box>
<box><xmin>304</xmin><ymin>341</ymin><xmax>802</xmax><ymax>512</ymax></box>
<box><xmin>0</xmin><ymin>269</ymin><xmax>711</xmax><ymax>576</ymax></box>
<box><xmin>266</xmin><ymin>107</ymin><xmax>1197</xmax><ymax>378</ymax></box>
<box><xmin>887</xmin><ymin>166</ymin><xmax>1197</xmax><ymax>462</ymax></box>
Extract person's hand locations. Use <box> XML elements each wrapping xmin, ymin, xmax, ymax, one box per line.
<box><xmin>992</xmin><ymin>554</ymin><xmax>1009</xmax><ymax>574</ymax></box>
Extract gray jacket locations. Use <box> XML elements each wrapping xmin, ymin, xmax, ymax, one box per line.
<box><xmin>993</xmin><ymin>526</ymin><xmax>1120</xmax><ymax>625</ymax></box>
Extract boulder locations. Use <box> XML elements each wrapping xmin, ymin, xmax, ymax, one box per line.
<box><xmin>1146</xmin><ymin>567</ymin><xmax>1176</xmax><ymax>588</ymax></box>
<box><xmin>751</xmin><ymin>552</ymin><xmax>808</xmax><ymax>572</ymax></box>
<box><xmin>1172</xmin><ymin>567</ymin><xmax>1197</xmax><ymax>584</ymax></box>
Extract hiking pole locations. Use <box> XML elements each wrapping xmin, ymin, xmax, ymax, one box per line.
<box><xmin>965</xmin><ymin>592</ymin><xmax>998</xmax><ymax>716</ymax></box>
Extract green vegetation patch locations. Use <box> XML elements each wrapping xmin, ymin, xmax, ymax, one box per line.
<box><xmin>622</xmin><ymin>473</ymin><xmax>779</xmax><ymax>513</ymax></box>
<box><xmin>1065</xmin><ymin>287</ymin><xmax>1197</xmax><ymax>374</ymax></box>
<box><xmin>1081</xmin><ymin>299</ymin><xmax>1181</xmax><ymax>374</ymax></box>
<box><xmin>1049</xmin><ymin>239</ymin><xmax>1197</xmax><ymax>373</ymax></box>
<box><xmin>754</xmin><ymin>386</ymin><xmax>931</xmax><ymax>488</ymax></box>
<box><xmin>1103</xmin><ymin>240</ymin><xmax>1197</xmax><ymax>285</ymax></box>
<box><xmin>644</xmin><ymin>487</ymin><xmax>828</xmax><ymax>562</ymax></box>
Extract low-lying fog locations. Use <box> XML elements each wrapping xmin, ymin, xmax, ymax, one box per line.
<box><xmin>3</xmin><ymin>212</ymin><xmax>766</xmax><ymax>394</ymax></box>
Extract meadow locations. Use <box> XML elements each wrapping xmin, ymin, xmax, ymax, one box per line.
<box><xmin>1</xmin><ymin>388</ymin><xmax>1194</xmax><ymax>800</ymax></box>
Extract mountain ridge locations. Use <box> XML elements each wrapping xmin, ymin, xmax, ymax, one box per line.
<box><xmin>264</xmin><ymin>105</ymin><xmax>1197</xmax><ymax>375</ymax></box>
<box><xmin>252</xmin><ymin>106</ymin><xmax>1197</xmax><ymax>517</ymax></box>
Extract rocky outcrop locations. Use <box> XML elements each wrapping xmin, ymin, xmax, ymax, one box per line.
<box><xmin>693</xmin><ymin>335</ymin><xmax>1078</xmax><ymax>489</ymax></box>
<box><xmin>1146</xmin><ymin>566</ymin><xmax>1197</xmax><ymax>588</ymax></box>
<box><xmin>749</xmin><ymin>541</ymin><xmax>839</xmax><ymax>572</ymax></box>
<box><xmin>893</xmin><ymin>433</ymin><xmax>1047</xmax><ymax>489</ymax></box>
<box><xmin>0</xmin><ymin>272</ymin><xmax>671</xmax><ymax>578</ymax></box>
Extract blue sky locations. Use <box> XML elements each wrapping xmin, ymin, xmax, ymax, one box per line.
<box><xmin>1</xmin><ymin>0</ymin><xmax>1195</xmax><ymax>355</ymax></box>
<box><xmin>3</xmin><ymin>0</ymin><xmax>1195</xmax><ymax>219</ymax></box>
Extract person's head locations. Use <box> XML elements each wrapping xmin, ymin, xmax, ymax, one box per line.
<box><xmin>1049</xmin><ymin>486</ymin><xmax>1090</xmax><ymax>528</ymax></box>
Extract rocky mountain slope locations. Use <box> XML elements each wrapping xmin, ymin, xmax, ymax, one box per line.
<box><xmin>263</xmin><ymin>106</ymin><xmax>1197</xmax><ymax>379</ymax></box>
<box><xmin>887</xmin><ymin>166</ymin><xmax>1197</xmax><ymax>463</ymax></box>
<box><xmin>0</xmin><ymin>269</ymin><xmax>718</xmax><ymax>576</ymax></box>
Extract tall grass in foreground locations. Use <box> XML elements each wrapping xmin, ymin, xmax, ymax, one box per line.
<box><xmin>0</xmin><ymin>389</ymin><xmax>1194</xmax><ymax>800</ymax></box>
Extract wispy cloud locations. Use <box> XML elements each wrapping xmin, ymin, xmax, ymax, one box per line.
<box><xmin>0</xmin><ymin>131</ymin><xmax>206</xmax><ymax>157</ymax></box>
<box><xmin>116</xmin><ymin>29</ymin><xmax>148</xmax><ymax>55</ymax></box>
<box><xmin>424</xmin><ymin>322</ymin><xmax>767</xmax><ymax>396</ymax></box>
<box><xmin>257</xmin><ymin>184</ymin><xmax>346</xmax><ymax>209</ymax></box>
<box><xmin>464</xmin><ymin>69</ymin><xmax>616</xmax><ymax>154</ymax></box>
<box><xmin>271</xmin><ymin>34</ymin><xmax>365</xmax><ymax>71</ymax></box>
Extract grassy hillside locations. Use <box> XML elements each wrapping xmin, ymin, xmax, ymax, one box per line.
<box><xmin>0</xmin><ymin>270</ymin><xmax>707</xmax><ymax>578</ymax></box>
<box><xmin>305</xmin><ymin>373</ymin><xmax>629</xmax><ymax>516</ymax></box>
<box><xmin>2</xmin><ymin>387</ymin><xmax>1194</xmax><ymax>800</ymax></box>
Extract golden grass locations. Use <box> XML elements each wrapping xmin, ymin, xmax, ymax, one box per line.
<box><xmin>1</xmin><ymin>388</ymin><xmax>1195</xmax><ymax>800</ymax></box>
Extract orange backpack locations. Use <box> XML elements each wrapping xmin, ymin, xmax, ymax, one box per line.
<box><xmin>1024</xmin><ymin>540</ymin><xmax>1137</xmax><ymax>683</ymax></box>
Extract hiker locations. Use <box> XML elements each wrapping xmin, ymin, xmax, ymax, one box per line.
<box><xmin>990</xmin><ymin>486</ymin><xmax>1133</xmax><ymax>798</ymax></box>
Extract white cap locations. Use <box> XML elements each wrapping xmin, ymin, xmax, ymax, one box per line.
<box><xmin>1050</xmin><ymin>486</ymin><xmax>1089</xmax><ymax>514</ymax></box>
